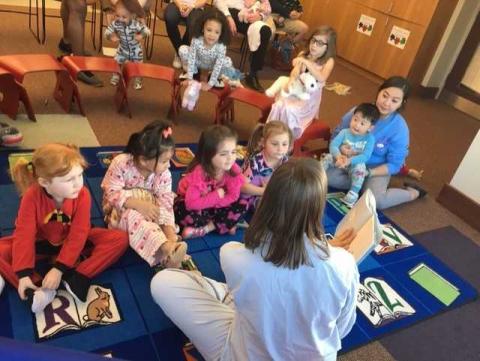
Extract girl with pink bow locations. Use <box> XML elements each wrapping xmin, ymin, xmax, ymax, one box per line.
<box><xmin>101</xmin><ymin>120</ymin><xmax>189</xmax><ymax>270</ymax></box>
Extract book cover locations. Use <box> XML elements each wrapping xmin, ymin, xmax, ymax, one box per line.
<box><xmin>374</xmin><ymin>224</ymin><xmax>413</xmax><ymax>255</ymax></box>
<box><xmin>96</xmin><ymin>150</ymin><xmax>123</xmax><ymax>169</ymax></box>
<box><xmin>357</xmin><ymin>277</ymin><xmax>416</xmax><ymax>327</ymax></box>
<box><xmin>172</xmin><ymin>147</ymin><xmax>195</xmax><ymax>168</ymax></box>
<box><xmin>326</xmin><ymin>192</ymin><xmax>349</xmax><ymax>215</ymax></box>
<box><xmin>34</xmin><ymin>285</ymin><xmax>122</xmax><ymax>340</ymax></box>
<box><xmin>409</xmin><ymin>263</ymin><xmax>460</xmax><ymax>306</ymax></box>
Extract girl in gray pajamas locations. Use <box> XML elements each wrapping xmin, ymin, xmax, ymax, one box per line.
<box><xmin>105</xmin><ymin>0</ymin><xmax>151</xmax><ymax>90</ymax></box>
<box><xmin>179</xmin><ymin>8</ymin><xmax>236</xmax><ymax>90</ymax></box>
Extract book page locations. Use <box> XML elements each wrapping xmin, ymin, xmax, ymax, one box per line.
<box><xmin>334</xmin><ymin>189</ymin><xmax>382</xmax><ymax>263</ymax></box>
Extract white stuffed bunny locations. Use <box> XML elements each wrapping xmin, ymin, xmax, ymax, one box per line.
<box><xmin>182</xmin><ymin>80</ymin><xmax>202</xmax><ymax>111</ymax></box>
<box><xmin>265</xmin><ymin>72</ymin><xmax>318</xmax><ymax>100</ymax></box>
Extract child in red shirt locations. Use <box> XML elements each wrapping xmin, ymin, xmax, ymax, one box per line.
<box><xmin>0</xmin><ymin>143</ymin><xmax>128</xmax><ymax>313</ymax></box>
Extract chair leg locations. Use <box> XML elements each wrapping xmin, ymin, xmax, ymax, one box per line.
<box><xmin>114</xmin><ymin>79</ymin><xmax>131</xmax><ymax>118</ymax></box>
<box><xmin>17</xmin><ymin>83</ymin><xmax>36</xmax><ymax>121</ymax></box>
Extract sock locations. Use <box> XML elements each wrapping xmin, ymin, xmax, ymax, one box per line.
<box><xmin>31</xmin><ymin>288</ymin><xmax>57</xmax><ymax>314</ymax></box>
<box><xmin>63</xmin><ymin>271</ymin><xmax>91</xmax><ymax>303</ymax></box>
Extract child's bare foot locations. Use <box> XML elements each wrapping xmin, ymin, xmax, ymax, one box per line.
<box><xmin>408</xmin><ymin>168</ymin><xmax>424</xmax><ymax>180</ymax></box>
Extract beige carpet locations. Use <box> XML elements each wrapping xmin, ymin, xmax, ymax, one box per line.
<box><xmin>1</xmin><ymin>114</ymin><xmax>100</xmax><ymax>148</ymax></box>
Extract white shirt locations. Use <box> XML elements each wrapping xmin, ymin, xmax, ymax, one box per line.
<box><xmin>214</xmin><ymin>0</ymin><xmax>247</xmax><ymax>16</ymax></box>
<box><xmin>220</xmin><ymin>239</ymin><xmax>359</xmax><ymax>361</ymax></box>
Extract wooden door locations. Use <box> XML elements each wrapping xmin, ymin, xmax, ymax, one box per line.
<box><xmin>389</xmin><ymin>0</ymin><xmax>438</xmax><ymax>26</ymax></box>
<box><xmin>368</xmin><ymin>17</ymin><xmax>425</xmax><ymax>78</ymax></box>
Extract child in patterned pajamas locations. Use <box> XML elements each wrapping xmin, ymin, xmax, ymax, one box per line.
<box><xmin>105</xmin><ymin>0</ymin><xmax>151</xmax><ymax>90</ymax></box>
<box><xmin>101</xmin><ymin>120</ymin><xmax>187</xmax><ymax>268</ymax></box>
<box><xmin>321</xmin><ymin>103</ymin><xmax>379</xmax><ymax>207</ymax></box>
<box><xmin>179</xmin><ymin>8</ymin><xmax>237</xmax><ymax>90</ymax></box>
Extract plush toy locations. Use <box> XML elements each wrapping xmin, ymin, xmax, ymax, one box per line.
<box><xmin>238</xmin><ymin>0</ymin><xmax>262</xmax><ymax>23</ymax></box>
<box><xmin>182</xmin><ymin>80</ymin><xmax>202</xmax><ymax>111</ymax></box>
<box><xmin>265</xmin><ymin>72</ymin><xmax>318</xmax><ymax>100</ymax></box>
<box><xmin>220</xmin><ymin>67</ymin><xmax>245</xmax><ymax>88</ymax></box>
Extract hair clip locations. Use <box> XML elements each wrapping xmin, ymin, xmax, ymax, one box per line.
<box><xmin>162</xmin><ymin>127</ymin><xmax>173</xmax><ymax>139</ymax></box>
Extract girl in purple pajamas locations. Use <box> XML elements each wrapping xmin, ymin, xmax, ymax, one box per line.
<box><xmin>174</xmin><ymin>125</ymin><xmax>247</xmax><ymax>239</ymax></box>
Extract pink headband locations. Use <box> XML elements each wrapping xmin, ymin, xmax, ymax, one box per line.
<box><xmin>162</xmin><ymin>127</ymin><xmax>172</xmax><ymax>139</ymax></box>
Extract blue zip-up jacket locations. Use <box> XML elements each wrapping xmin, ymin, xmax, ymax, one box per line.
<box><xmin>329</xmin><ymin>129</ymin><xmax>375</xmax><ymax>166</ymax></box>
<box><xmin>332</xmin><ymin>109</ymin><xmax>409</xmax><ymax>175</ymax></box>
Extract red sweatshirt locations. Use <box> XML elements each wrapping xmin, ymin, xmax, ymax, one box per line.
<box><xmin>12</xmin><ymin>184</ymin><xmax>91</xmax><ymax>278</ymax></box>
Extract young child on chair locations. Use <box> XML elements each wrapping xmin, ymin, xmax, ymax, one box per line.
<box><xmin>174</xmin><ymin>125</ymin><xmax>246</xmax><ymax>240</ymax></box>
<box><xmin>240</xmin><ymin>121</ymin><xmax>292</xmax><ymax>211</ymax></box>
<box><xmin>179</xmin><ymin>8</ymin><xmax>238</xmax><ymax>92</ymax></box>
<box><xmin>0</xmin><ymin>143</ymin><xmax>128</xmax><ymax>312</ymax></box>
<box><xmin>238</xmin><ymin>0</ymin><xmax>262</xmax><ymax>23</ymax></box>
<box><xmin>101</xmin><ymin>120</ymin><xmax>188</xmax><ymax>269</ymax></box>
<box><xmin>321</xmin><ymin>103</ymin><xmax>379</xmax><ymax>207</ymax></box>
<box><xmin>105</xmin><ymin>0</ymin><xmax>151</xmax><ymax>90</ymax></box>
<box><xmin>266</xmin><ymin>26</ymin><xmax>336</xmax><ymax>139</ymax></box>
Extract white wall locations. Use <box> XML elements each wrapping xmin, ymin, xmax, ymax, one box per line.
<box><xmin>421</xmin><ymin>0</ymin><xmax>480</xmax><ymax>98</ymax></box>
<box><xmin>450</xmin><ymin>130</ymin><xmax>480</xmax><ymax>204</ymax></box>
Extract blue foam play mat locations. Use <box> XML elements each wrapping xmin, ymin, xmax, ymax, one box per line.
<box><xmin>0</xmin><ymin>146</ymin><xmax>477</xmax><ymax>360</ymax></box>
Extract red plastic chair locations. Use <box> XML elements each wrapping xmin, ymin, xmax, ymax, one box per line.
<box><xmin>292</xmin><ymin>119</ymin><xmax>331</xmax><ymax>157</ymax></box>
<box><xmin>115</xmin><ymin>62</ymin><xmax>180</xmax><ymax>119</ymax></box>
<box><xmin>208</xmin><ymin>85</ymin><xmax>232</xmax><ymax>124</ymax></box>
<box><xmin>0</xmin><ymin>54</ymin><xmax>80</xmax><ymax>119</ymax></box>
<box><xmin>61</xmin><ymin>56</ymin><xmax>122</xmax><ymax>113</ymax></box>
<box><xmin>0</xmin><ymin>67</ymin><xmax>36</xmax><ymax>121</ymax></box>
<box><xmin>220</xmin><ymin>87</ymin><xmax>274</xmax><ymax>124</ymax></box>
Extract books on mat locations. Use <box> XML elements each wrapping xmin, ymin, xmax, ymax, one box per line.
<box><xmin>409</xmin><ymin>263</ymin><xmax>460</xmax><ymax>306</ymax></box>
<box><xmin>335</xmin><ymin>189</ymin><xmax>382</xmax><ymax>264</ymax></box>
<box><xmin>8</xmin><ymin>152</ymin><xmax>33</xmax><ymax>180</ymax></box>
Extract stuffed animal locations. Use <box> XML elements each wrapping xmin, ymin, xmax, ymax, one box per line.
<box><xmin>265</xmin><ymin>72</ymin><xmax>318</xmax><ymax>100</ymax></box>
<box><xmin>238</xmin><ymin>0</ymin><xmax>262</xmax><ymax>23</ymax></box>
<box><xmin>220</xmin><ymin>67</ymin><xmax>244</xmax><ymax>88</ymax></box>
<box><xmin>182</xmin><ymin>80</ymin><xmax>202</xmax><ymax>111</ymax></box>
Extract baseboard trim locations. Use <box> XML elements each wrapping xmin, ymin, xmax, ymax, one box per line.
<box><xmin>437</xmin><ymin>184</ymin><xmax>480</xmax><ymax>231</ymax></box>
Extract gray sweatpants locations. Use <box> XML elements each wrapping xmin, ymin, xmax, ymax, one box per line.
<box><xmin>326</xmin><ymin>167</ymin><xmax>413</xmax><ymax>210</ymax></box>
<box><xmin>151</xmin><ymin>269</ymin><xmax>235</xmax><ymax>361</ymax></box>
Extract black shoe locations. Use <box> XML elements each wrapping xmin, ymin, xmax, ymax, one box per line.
<box><xmin>404</xmin><ymin>181</ymin><xmax>428</xmax><ymax>199</ymax></box>
<box><xmin>193</xmin><ymin>72</ymin><xmax>201</xmax><ymax>81</ymax></box>
<box><xmin>77</xmin><ymin>71</ymin><xmax>104</xmax><ymax>87</ymax></box>
<box><xmin>245</xmin><ymin>73</ymin><xmax>264</xmax><ymax>92</ymax></box>
<box><xmin>63</xmin><ymin>271</ymin><xmax>91</xmax><ymax>302</ymax></box>
<box><xmin>58</xmin><ymin>38</ymin><xmax>72</xmax><ymax>54</ymax></box>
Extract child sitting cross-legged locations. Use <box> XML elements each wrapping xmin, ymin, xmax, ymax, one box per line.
<box><xmin>0</xmin><ymin>143</ymin><xmax>128</xmax><ymax>311</ymax></box>
<box><xmin>321</xmin><ymin>103</ymin><xmax>379</xmax><ymax>207</ymax></box>
<box><xmin>174</xmin><ymin>125</ymin><xmax>247</xmax><ymax>240</ymax></box>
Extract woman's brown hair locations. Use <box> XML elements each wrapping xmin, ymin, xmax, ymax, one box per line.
<box><xmin>244</xmin><ymin>158</ymin><xmax>329</xmax><ymax>269</ymax></box>
<box><xmin>11</xmin><ymin>143</ymin><xmax>87</xmax><ymax>195</ymax></box>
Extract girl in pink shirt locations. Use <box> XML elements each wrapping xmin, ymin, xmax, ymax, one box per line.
<box><xmin>174</xmin><ymin>125</ymin><xmax>246</xmax><ymax>239</ymax></box>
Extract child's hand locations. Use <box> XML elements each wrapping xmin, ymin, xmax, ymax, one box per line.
<box><xmin>42</xmin><ymin>268</ymin><xmax>63</xmax><ymax>290</ymax></box>
<box><xmin>18</xmin><ymin>276</ymin><xmax>38</xmax><ymax>300</ymax></box>
<box><xmin>340</xmin><ymin>144</ymin><xmax>352</xmax><ymax>156</ymax></box>
<box><xmin>227</xmin><ymin>16</ymin><xmax>237</xmax><ymax>36</ymax></box>
<box><xmin>110</xmin><ymin>33</ymin><xmax>120</xmax><ymax>43</ymax></box>
<box><xmin>246</xmin><ymin>12</ymin><xmax>261</xmax><ymax>23</ymax></box>
<box><xmin>329</xmin><ymin>228</ymin><xmax>356</xmax><ymax>250</ymax></box>
<box><xmin>135</xmin><ymin>200</ymin><xmax>160</xmax><ymax>222</ymax></box>
<box><xmin>217</xmin><ymin>188</ymin><xmax>225</xmax><ymax>198</ymax></box>
<box><xmin>201</xmin><ymin>82</ymin><xmax>212</xmax><ymax>91</ymax></box>
<box><xmin>135</xmin><ymin>33</ymin><xmax>144</xmax><ymax>42</ymax></box>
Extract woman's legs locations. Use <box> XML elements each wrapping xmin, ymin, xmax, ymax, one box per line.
<box><xmin>151</xmin><ymin>269</ymin><xmax>235</xmax><ymax>361</ymax></box>
<box><xmin>326</xmin><ymin>167</ymin><xmax>351</xmax><ymax>190</ymax></box>
<box><xmin>364</xmin><ymin>175</ymin><xmax>416</xmax><ymax>210</ymax></box>
<box><xmin>164</xmin><ymin>3</ymin><xmax>186</xmax><ymax>54</ymax></box>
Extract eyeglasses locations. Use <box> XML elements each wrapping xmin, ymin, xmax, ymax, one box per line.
<box><xmin>310</xmin><ymin>38</ymin><xmax>328</xmax><ymax>47</ymax></box>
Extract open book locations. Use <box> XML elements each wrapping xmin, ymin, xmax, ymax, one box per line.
<box><xmin>34</xmin><ymin>285</ymin><xmax>121</xmax><ymax>340</ymax></box>
<box><xmin>357</xmin><ymin>277</ymin><xmax>416</xmax><ymax>327</ymax></box>
<box><xmin>334</xmin><ymin>189</ymin><xmax>382</xmax><ymax>264</ymax></box>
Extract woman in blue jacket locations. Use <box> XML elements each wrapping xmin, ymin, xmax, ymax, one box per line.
<box><xmin>327</xmin><ymin>76</ymin><xmax>425</xmax><ymax>209</ymax></box>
